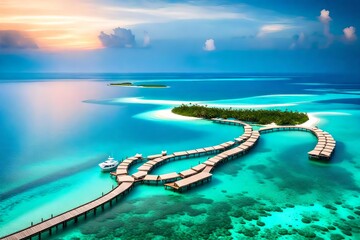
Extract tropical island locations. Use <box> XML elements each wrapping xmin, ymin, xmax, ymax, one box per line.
<box><xmin>172</xmin><ymin>104</ymin><xmax>309</xmax><ymax>125</ymax></box>
<box><xmin>109</xmin><ymin>82</ymin><xmax>168</xmax><ymax>88</ymax></box>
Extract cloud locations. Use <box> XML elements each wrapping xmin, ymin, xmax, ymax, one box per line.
<box><xmin>319</xmin><ymin>9</ymin><xmax>331</xmax><ymax>24</ymax></box>
<box><xmin>203</xmin><ymin>39</ymin><xmax>216</xmax><ymax>51</ymax></box>
<box><xmin>318</xmin><ymin>9</ymin><xmax>333</xmax><ymax>48</ymax></box>
<box><xmin>105</xmin><ymin>3</ymin><xmax>250</xmax><ymax>22</ymax></box>
<box><xmin>98</xmin><ymin>27</ymin><xmax>136</xmax><ymax>48</ymax></box>
<box><xmin>143</xmin><ymin>31</ymin><xmax>151</xmax><ymax>47</ymax></box>
<box><xmin>257</xmin><ymin>24</ymin><xmax>292</xmax><ymax>37</ymax></box>
<box><xmin>0</xmin><ymin>30</ymin><xmax>38</xmax><ymax>49</ymax></box>
<box><xmin>343</xmin><ymin>26</ymin><xmax>356</xmax><ymax>41</ymax></box>
<box><xmin>290</xmin><ymin>32</ymin><xmax>305</xmax><ymax>49</ymax></box>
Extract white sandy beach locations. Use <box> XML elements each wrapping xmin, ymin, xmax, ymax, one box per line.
<box><xmin>152</xmin><ymin>109</ymin><xmax>201</xmax><ymax>120</ymax></box>
<box><xmin>297</xmin><ymin>113</ymin><xmax>320</xmax><ymax>128</ymax></box>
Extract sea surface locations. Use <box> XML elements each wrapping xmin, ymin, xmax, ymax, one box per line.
<box><xmin>0</xmin><ymin>73</ymin><xmax>359</xmax><ymax>239</ymax></box>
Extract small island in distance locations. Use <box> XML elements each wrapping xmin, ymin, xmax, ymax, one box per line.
<box><xmin>172</xmin><ymin>104</ymin><xmax>309</xmax><ymax>125</ymax></box>
<box><xmin>109</xmin><ymin>82</ymin><xmax>168</xmax><ymax>88</ymax></box>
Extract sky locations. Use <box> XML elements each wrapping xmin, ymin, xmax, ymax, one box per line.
<box><xmin>0</xmin><ymin>0</ymin><xmax>359</xmax><ymax>74</ymax></box>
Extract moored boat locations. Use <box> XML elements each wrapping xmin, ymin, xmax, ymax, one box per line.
<box><xmin>98</xmin><ymin>156</ymin><xmax>119</xmax><ymax>171</ymax></box>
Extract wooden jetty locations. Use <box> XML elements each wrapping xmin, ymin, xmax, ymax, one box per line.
<box><xmin>202</xmin><ymin>130</ymin><xmax>261</xmax><ymax>169</ymax></box>
<box><xmin>179</xmin><ymin>169</ymin><xmax>197</xmax><ymax>178</ymax></box>
<box><xmin>162</xmin><ymin>119</ymin><xmax>257</xmax><ymax>192</ymax></box>
<box><xmin>158</xmin><ymin>172</ymin><xmax>180</xmax><ymax>183</ymax></box>
<box><xmin>113</xmin><ymin>155</ymin><xmax>143</xmax><ymax>177</ymax></box>
<box><xmin>132</xmin><ymin>118</ymin><xmax>249</xmax><ymax>180</ymax></box>
<box><xmin>122</xmin><ymin>118</ymin><xmax>247</xmax><ymax>189</ymax></box>
<box><xmin>133</xmin><ymin>142</ymin><xmax>236</xmax><ymax>178</ymax></box>
<box><xmin>143</xmin><ymin>174</ymin><xmax>159</xmax><ymax>184</ymax></box>
<box><xmin>211</xmin><ymin>118</ymin><xmax>248</xmax><ymax>126</ymax></box>
<box><xmin>164</xmin><ymin>172</ymin><xmax>212</xmax><ymax>192</ymax></box>
<box><xmin>1</xmin><ymin>181</ymin><xmax>134</xmax><ymax>240</ymax></box>
<box><xmin>2</xmin><ymin>117</ymin><xmax>337</xmax><ymax>239</ymax></box>
<box><xmin>259</xmin><ymin>126</ymin><xmax>336</xmax><ymax>160</ymax></box>
<box><xmin>164</xmin><ymin>129</ymin><xmax>261</xmax><ymax>192</ymax></box>
<box><xmin>2</xmin><ymin>154</ymin><xmax>146</xmax><ymax>240</ymax></box>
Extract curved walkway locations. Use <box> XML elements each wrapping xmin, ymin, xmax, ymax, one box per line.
<box><xmin>1</xmin><ymin>119</ymin><xmax>336</xmax><ymax>239</ymax></box>
<box><xmin>165</xmin><ymin>128</ymin><xmax>261</xmax><ymax>192</ymax></box>
<box><xmin>131</xmin><ymin>118</ymin><xmax>251</xmax><ymax>185</ymax></box>
<box><xmin>259</xmin><ymin>125</ymin><xmax>336</xmax><ymax>160</ymax></box>
<box><xmin>1</xmin><ymin>118</ymin><xmax>248</xmax><ymax>240</ymax></box>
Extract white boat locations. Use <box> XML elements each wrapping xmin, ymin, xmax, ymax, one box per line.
<box><xmin>161</xmin><ymin>150</ymin><xmax>167</xmax><ymax>156</ymax></box>
<box><xmin>98</xmin><ymin>156</ymin><xmax>119</xmax><ymax>171</ymax></box>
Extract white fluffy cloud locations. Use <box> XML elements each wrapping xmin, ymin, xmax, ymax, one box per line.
<box><xmin>203</xmin><ymin>39</ymin><xmax>216</xmax><ymax>51</ymax></box>
<box><xmin>318</xmin><ymin>9</ymin><xmax>333</xmax><ymax>48</ymax></box>
<box><xmin>319</xmin><ymin>9</ymin><xmax>331</xmax><ymax>24</ymax></box>
<box><xmin>343</xmin><ymin>26</ymin><xmax>356</xmax><ymax>41</ymax></box>
<box><xmin>257</xmin><ymin>24</ymin><xmax>292</xmax><ymax>37</ymax></box>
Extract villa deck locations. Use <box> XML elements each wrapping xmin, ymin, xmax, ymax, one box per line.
<box><xmin>164</xmin><ymin>172</ymin><xmax>212</xmax><ymax>192</ymax></box>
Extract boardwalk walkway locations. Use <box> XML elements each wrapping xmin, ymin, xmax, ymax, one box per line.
<box><xmin>165</xmin><ymin>120</ymin><xmax>261</xmax><ymax>191</ymax></box>
<box><xmin>259</xmin><ymin>125</ymin><xmax>336</xmax><ymax>160</ymax></box>
<box><xmin>1</xmin><ymin>118</ymin><xmax>336</xmax><ymax>239</ymax></box>
<box><xmin>2</xmin><ymin>181</ymin><xmax>134</xmax><ymax>240</ymax></box>
<box><xmin>131</xmin><ymin>118</ymin><xmax>250</xmax><ymax>186</ymax></box>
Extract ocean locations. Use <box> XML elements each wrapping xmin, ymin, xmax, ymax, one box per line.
<box><xmin>0</xmin><ymin>73</ymin><xmax>359</xmax><ymax>239</ymax></box>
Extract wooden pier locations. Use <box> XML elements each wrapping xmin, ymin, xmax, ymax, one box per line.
<box><xmin>164</xmin><ymin>172</ymin><xmax>212</xmax><ymax>192</ymax></box>
<box><xmin>164</xmin><ymin>119</ymin><xmax>336</xmax><ymax>192</ymax></box>
<box><xmin>112</xmin><ymin>155</ymin><xmax>144</xmax><ymax>177</ymax></box>
<box><xmin>129</xmin><ymin>141</ymin><xmax>237</xmax><ymax>181</ymax></box>
<box><xmin>1</xmin><ymin>118</ymin><xmax>337</xmax><ymax>239</ymax></box>
<box><xmin>1</xmin><ymin>181</ymin><xmax>134</xmax><ymax>240</ymax></box>
<box><xmin>1</xmin><ymin>154</ymin><xmax>146</xmax><ymax>240</ymax></box>
<box><xmin>164</xmin><ymin>120</ymin><xmax>260</xmax><ymax>192</ymax></box>
<box><xmin>259</xmin><ymin>126</ymin><xmax>336</xmax><ymax>160</ymax></box>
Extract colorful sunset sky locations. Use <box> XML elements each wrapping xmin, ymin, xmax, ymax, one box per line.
<box><xmin>0</xmin><ymin>0</ymin><xmax>359</xmax><ymax>73</ymax></box>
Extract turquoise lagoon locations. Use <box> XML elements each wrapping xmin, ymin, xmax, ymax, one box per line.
<box><xmin>0</xmin><ymin>74</ymin><xmax>359</xmax><ymax>239</ymax></box>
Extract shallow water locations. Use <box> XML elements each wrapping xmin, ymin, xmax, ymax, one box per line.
<box><xmin>0</xmin><ymin>74</ymin><xmax>359</xmax><ymax>239</ymax></box>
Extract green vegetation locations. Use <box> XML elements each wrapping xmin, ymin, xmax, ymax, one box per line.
<box><xmin>137</xmin><ymin>84</ymin><xmax>167</xmax><ymax>88</ymax></box>
<box><xmin>172</xmin><ymin>104</ymin><xmax>309</xmax><ymax>125</ymax></box>
<box><xmin>110</xmin><ymin>82</ymin><xmax>133</xmax><ymax>86</ymax></box>
<box><xmin>109</xmin><ymin>82</ymin><xmax>167</xmax><ymax>88</ymax></box>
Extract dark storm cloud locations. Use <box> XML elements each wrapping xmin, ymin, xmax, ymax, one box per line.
<box><xmin>98</xmin><ymin>27</ymin><xmax>136</xmax><ymax>48</ymax></box>
<box><xmin>0</xmin><ymin>30</ymin><xmax>38</xmax><ymax>49</ymax></box>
